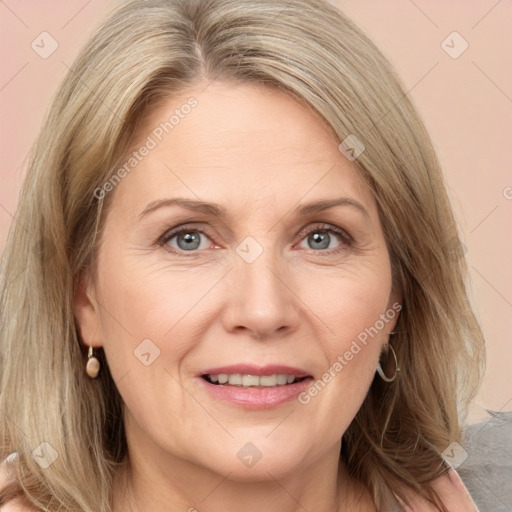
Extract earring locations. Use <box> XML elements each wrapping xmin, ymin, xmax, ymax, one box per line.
<box><xmin>86</xmin><ymin>346</ymin><xmax>100</xmax><ymax>378</ymax></box>
<box><xmin>376</xmin><ymin>342</ymin><xmax>400</xmax><ymax>383</ymax></box>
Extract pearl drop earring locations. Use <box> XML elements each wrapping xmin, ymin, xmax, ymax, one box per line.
<box><xmin>86</xmin><ymin>346</ymin><xmax>100</xmax><ymax>378</ymax></box>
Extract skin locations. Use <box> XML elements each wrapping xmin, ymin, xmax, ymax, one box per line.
<box><xmin>74</xmin><ymin>80</ymin><xmax>401</xmax><ymax>512</ymax></box>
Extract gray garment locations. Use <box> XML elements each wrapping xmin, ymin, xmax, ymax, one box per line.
<box><xmin>457</xmin><ymin>410</ymin><xmax>512</xmax><ymax>511</ymax></box>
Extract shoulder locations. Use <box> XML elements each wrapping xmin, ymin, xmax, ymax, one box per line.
<box><xmin>429</xmin><ymin>467</ymin><xmax>479</xmax><ymax>511</ymax></box>
<box><xmin>457</xmin><ymin>410</ymin><xmax>512</xmax><ymax>508</ymax></box>
<box><xmin>1</xmin><ymin>499</ymin><xmax>38</xmax><ymax>512</ymax></box>
<box><xmin>0</xmin><ymin>456</ymin><xmax>39</xmax><ymax>512</ymax></box>
<box><xmin>394</xmin><ymin>467</ymin><xmax>479</xmax><ymax>512</ymax></box>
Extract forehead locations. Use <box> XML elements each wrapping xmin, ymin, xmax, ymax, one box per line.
<box><xmin>110</xmin><ymin>81</ymin><xmax>374</xmax><ymax>219</ymax></box>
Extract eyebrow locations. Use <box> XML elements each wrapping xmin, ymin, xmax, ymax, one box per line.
<box><xmin>138</xmin><ymin>196</ymin><xmax>370</xmax><ymax>220</ymax></box>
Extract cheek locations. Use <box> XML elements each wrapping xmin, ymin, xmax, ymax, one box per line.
<box><xmin>96</xmin><ymin>242</ymin><xmax>392</xmax><ymax>372</ymax></box>
<box><xmin>93</xmin><ymin>254</ymin><xmax>223</xmax><ymax>402</ymax></box>
<box><xmin>96</xmin><ymin>251</ymin><xmax>201</xmax><ymax>339</ymax></box>
<box><xmin>305</xmin><ymin>260</ymin><xmax>393</xmax><ymax>350</ymax></box>
<box><xmin>94</xmin><ymin>260</ymin><xmax>200</xmax><ymax>436</ymax></box>
<box><xmin>297</xmin><ymin>261</ymin><xmax>393</xmax><ymax>430</ymax></box>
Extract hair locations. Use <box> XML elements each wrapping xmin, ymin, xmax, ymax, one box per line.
<box><xmin>0</xmin><ymin>0</ymin><xmax>485</xmax><ymax>510</ymax></box>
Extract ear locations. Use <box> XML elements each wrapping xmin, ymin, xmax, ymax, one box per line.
<box><xmin>385</xmin><ymin>285</ymin><xmax>403</xmax><ymax>335</ymax></box>
<box><xmin>73</xmin><ymin>271</ymin><xmax>104</xmax><ymax>348</ymax></box>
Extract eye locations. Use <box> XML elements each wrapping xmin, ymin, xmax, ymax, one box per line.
<box><xmin>158</xmin><ymin>222</ymin><xmax>353</xmax><ymax>256</ymax></box>
<box><xmin>160</xmin><ymin>226</ymin><xmax>214</xmax><ymax>253</ymax></box>
<box><xmin>296</xmin><ymin>223</ymin><xmax>352</xmax><ymax>255</ymax></box>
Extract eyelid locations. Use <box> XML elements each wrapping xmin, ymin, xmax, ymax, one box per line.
<box><xmin>158</xmin><ymin>221</ymin><xmax>354</xmax><ymax>255</ymax></box>
<box><xmin>157</xmin><ymin>223</ymin><xmax>215</xmax><ymax>250</ymax></box>
<box><xmin>295</xmin><ymin>222</ymin><xmax>353</xmax><ymax>244</ymax></box>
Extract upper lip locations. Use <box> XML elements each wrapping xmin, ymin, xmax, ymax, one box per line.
<box><xmin>199</xmin><ymin>364</ymin><xmax>312</xmax><ymax>378</ymax></box>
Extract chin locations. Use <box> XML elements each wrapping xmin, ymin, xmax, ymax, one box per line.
<box><xmin>218</xmin><ymin>458</ymin><xmax>307</xmax><ymax>483</ymax></box>
<box><xmin>195</xmin><ymin>440</ymin><xmax>310</xmax><ymax>482</ymax></box>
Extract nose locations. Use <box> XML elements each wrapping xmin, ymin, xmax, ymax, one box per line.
<box><xmin>220</xmin><ymin>244</ymin><xmax>302</xmax><ymax>341</ymax></box>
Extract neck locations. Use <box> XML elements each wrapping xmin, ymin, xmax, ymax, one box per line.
<box><xmin>112</xmin><ymin>445</ymin><xmax>375</xmax><ymax>512</ymax></box>
<box><xmin>112</xmin><ymin>412</ymin><xmax>376</xmax><ymax>512</ymax></box>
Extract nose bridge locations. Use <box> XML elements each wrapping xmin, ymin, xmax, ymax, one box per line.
<box><xmin>239</xmin><ymin>239</ymin><xmax>284</xmax><ymax>295</ymax></box>
<box><xmin>223</xmin><ymin>234</ymin><xmax>300</xmax><ymax>338</ymax></box>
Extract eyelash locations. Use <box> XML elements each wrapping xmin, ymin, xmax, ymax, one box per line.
<box><xmin>158</xmin><ymin>223</ymin><xmax>353</xmax><ymax>257</ymax></box>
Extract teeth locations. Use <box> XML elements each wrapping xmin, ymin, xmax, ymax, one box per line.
<box><xmin>242</xmin><ymin>375</ymin><xmax>260</xmax><ymax>386</ymax></box>
<box><xmin>277</xmin><ymin>374</ymin><xmax>288</xmax><ymax>385</ymax></box>
<box><xmin>259</xmin><ymin>375</ymin><xmax>277</xmax><ymax>386</ymax></box>
<box><xmin>206</xmin><ymin>374</ymin><xmax>300</xmax><ymax>387</ymax></box>
<box><xmin>228</xmin><ymin>374</ymin><xmax>242</xmax><ymax>385</ymax></box>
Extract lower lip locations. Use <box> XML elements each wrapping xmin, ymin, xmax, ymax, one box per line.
<box><xmin>197</xmin><ymin>377</ymin><xmax>313</xmax><ymax>409</ymax></box>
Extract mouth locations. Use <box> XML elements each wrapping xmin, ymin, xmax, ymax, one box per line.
<box><xmin>202</xmin><ymin>373</ymin><xmax>309</xmax><ymax>387</ymax></box>
<box><xmin>197</xmin><ymin>365</ymin><xmax>314</xmax><ymax>409</ymax></box>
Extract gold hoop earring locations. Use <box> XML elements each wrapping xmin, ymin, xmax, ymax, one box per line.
<box><xmin>86</xmin><ymin>346</ymin><xmax>100</xmax><ymax>379</ymax></box>
<box><xmin>376</xmin><ymin>342</ymin><xmax>400</xmax><ymax>383</ymax></box>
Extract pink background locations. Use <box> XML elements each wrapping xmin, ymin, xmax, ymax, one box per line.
<box><xmin>1</xmin><ymin>1</ymin><xmax>511</xmax><ymax>423</ymax></box>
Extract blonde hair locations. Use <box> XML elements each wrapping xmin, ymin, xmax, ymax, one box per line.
<box><xmin>0</xmin><ymin>0</ymin><xmax>485</xmax><ymax>510</ymax></box>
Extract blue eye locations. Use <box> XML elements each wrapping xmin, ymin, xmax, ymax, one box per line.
<box><xmin>297</xmin><ymin>223</ymin><xmax>353</xmax><ymax>255</ymax></box>
<box><xmin>163</xmin><ymin>228</ymin><xmax>211</xmax><ymax>252</ymax></box>
<box><xmin>159</xmin><ymin>223</ymin><xmax>352</xmax><ymax>256</ymax></box>
<box><xmin>298</xmin><ymin>225</ymin><xmax>350</xmax><ymax>254</ymax></box>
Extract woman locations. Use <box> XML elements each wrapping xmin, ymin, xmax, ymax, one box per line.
<box><xmin>0</xmin><ymin>0</ymin><xmax>484</xmax><ymax>510</ymax></box>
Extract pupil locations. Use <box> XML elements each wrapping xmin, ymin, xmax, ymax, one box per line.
<box><xmin>179</xmin><ymin>232</ymin><xmax>200</xmax><ymax>250</ymax></box>
<box><xmin>310</xmin><ymin>232</ymin><xmax>329</xmax><ymax>250</ymax></box>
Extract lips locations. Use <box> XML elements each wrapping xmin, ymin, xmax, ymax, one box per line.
<box><xmin>200</xmin><ymin>364</ymin><xmax>311</xmax><ymax>380</ymax></box>
<box><xmin>200</xmin><ymin>364</ymin><xmax>309</xmax><ymax>387</ymax></box>
<box><xmin>197</xmin><ymin>364</ymin><xmax>314</xmax><ymax>409</ymax></box>
<box><xmin>204</xmin><ymin>373</ymin><xmax>305</xmax><ymax>387</ymax></box>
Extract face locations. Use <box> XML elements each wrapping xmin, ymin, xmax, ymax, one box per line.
<box><xmin>74</xmin><ymin>81</ymin><xmax>400</xmax><ymax>482</ymax></box>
